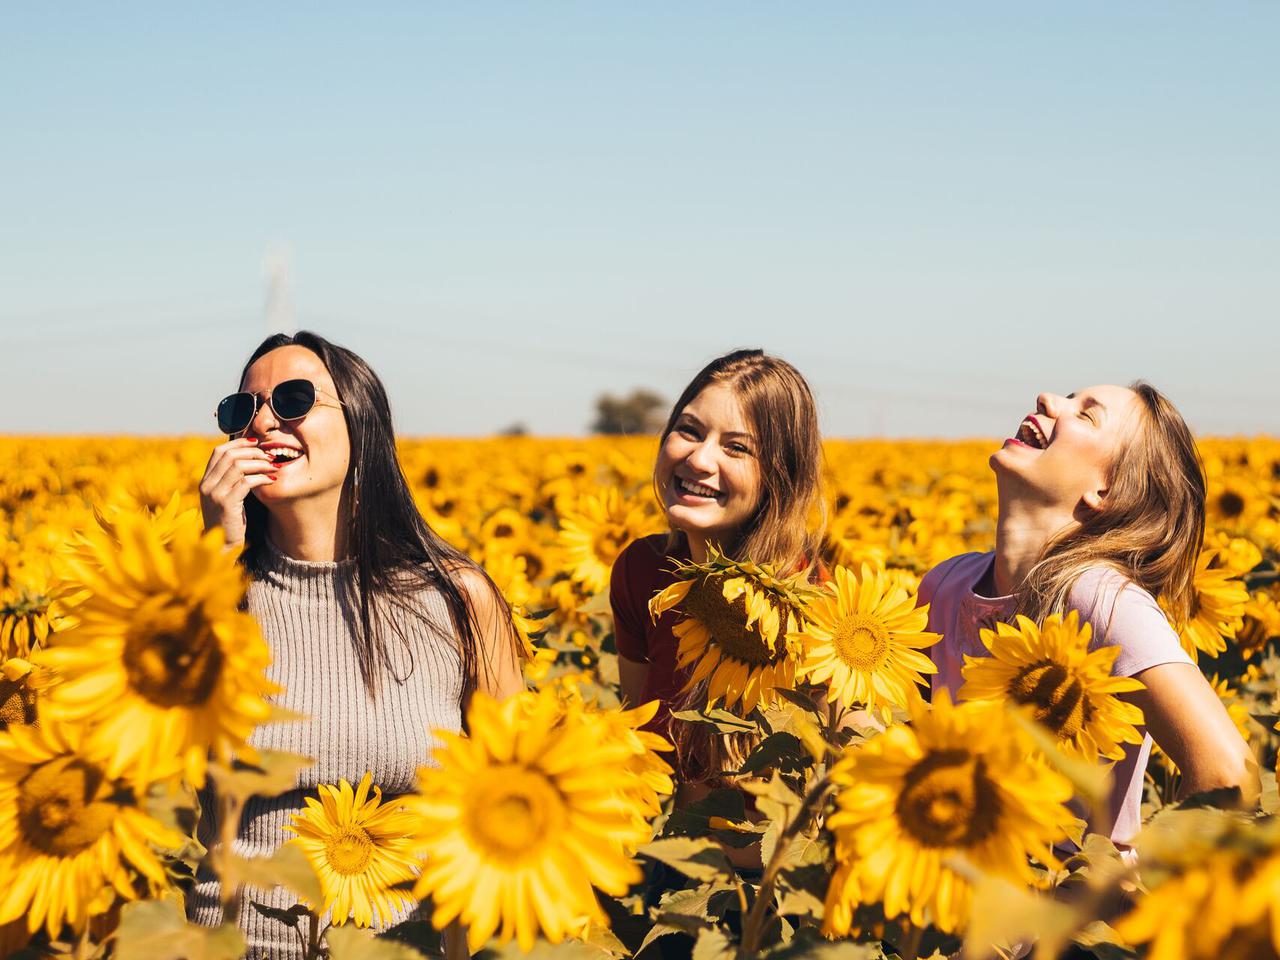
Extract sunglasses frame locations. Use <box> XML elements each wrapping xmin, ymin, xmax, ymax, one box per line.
<box><xmin>215</xmin><ymin>378</ymin><xmax>345</xmax><ymax>436</ymax></box>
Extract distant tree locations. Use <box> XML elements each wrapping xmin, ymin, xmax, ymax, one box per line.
<box><xmin>498</xmin><ymin>422</ymin><xmax>529</xmax><ymax>436</ymax></box>
<box><xmin>591</xmin><ymin>389</ymin><xmax>668</xmax><ymax>435</ymax></box>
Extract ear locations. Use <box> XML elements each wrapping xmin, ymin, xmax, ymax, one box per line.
<box><xmin>1082</xmin><ymin>487</ymin><xmax>1107</xmax><ymax>513</ymax></box>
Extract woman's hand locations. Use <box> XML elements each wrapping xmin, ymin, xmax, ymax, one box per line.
<box><xmin>199</xmin><ymin>438</ymin><xmax>276</xmax><ymax>547</ymax></box>
<box><xmin>1129</xmin><ymin>662</ymin><xmax>1260</xmax><ymax>806</ymax></box>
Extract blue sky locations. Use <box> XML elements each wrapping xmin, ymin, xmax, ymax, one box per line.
<box><xmin>1</xmin><ymin>3</ymin><xmax>1276</xmax><ymax>437</ymax></box>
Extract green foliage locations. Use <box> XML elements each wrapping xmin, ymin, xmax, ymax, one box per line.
<box><xmin>115</xmin><ymin>898</ymin><xmax>246</xmax><ymax>960</ymax></box>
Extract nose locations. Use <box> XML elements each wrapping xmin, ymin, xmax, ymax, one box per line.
<box><xmin>249</xmin><ymin>395</ymin><xmax>280</xmax><ymax>436</ymax></box>
<box><xmin>1036</xmin><ymin>392</ymin><xmax>1066</xmax><ymax>419</ymax></box>
<box><xmin>685</xmin><ymin>438</ymin><xmax>717</xmax><ymax>475</ymax></box>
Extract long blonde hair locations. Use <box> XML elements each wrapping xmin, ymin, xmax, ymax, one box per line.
<box><xmin>655</xmin><ymin>349</ymin><xmax>825</xmax><ymax>570</ymax></box>
<box><xmin>1016</xmin><ymin>381</ymin><xmax>1206</xmax><ymax>627</ymax></box>
<box><xmin>656</xmin><ymin>349</ymin><xmax>826</xmax><ymax>783</ymax></box>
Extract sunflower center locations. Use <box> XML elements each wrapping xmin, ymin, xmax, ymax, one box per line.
<box><xmin>831</xmin><ymin>613</ymin><xmax>890</xmax><ymax>672</ymax></box>
<box><xmin>1007</xmin><ymin>661</ymin><xmax>1089</xmax><ymax>740</ymax></box>
<box><xmin>324</xmin><ymin>826</ymin><xmax>374</xmax><ymax>875</ymax></box>
<box><xmin>896</xmin><ymin>749</ymin><xmax>1000</xmax><ymax>848</ymax></box>
<box><xmin>682</xmin><ymin>578</ymin><xmax>776</xmax><ymax>666</ymax></box>
<box><xmin>1217</xmin><ymin>491</ymin><xmax>1245</xmax><ymax>518</ymax></box>
<box><xmin>465</xmin><ymin>766</ymin><xmax>567</xmax><ymax>861</ymax></box>
<box><xmin>122</xmin><ymin>602</ymin><xmax>224</xmax><ymax>708</ymax></box>
<box><xmin>0</xmin><ymin>677</ymin><xmax>36</xmax><ymax>728</ymax></box>
<box><xmin>17</xmin><ymin>755</ymin><xmax>120</xmax><ymax>857</ymax></box>
<box><xmin>592</xmin><ymin>525</ymin><xmax>630</xmax><ymax>567</ymax></box>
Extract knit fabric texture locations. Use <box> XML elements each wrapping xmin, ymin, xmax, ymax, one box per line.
<box><xmin>187</xmin><ymin>540</ymin><xmax>462</xmax><ymax>958</ymax></box>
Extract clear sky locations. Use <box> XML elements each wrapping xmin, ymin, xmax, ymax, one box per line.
<box><xmin>2</xmin><ymin>3</ymin><xmax>1276</xmax><ymax>438</ymax></box>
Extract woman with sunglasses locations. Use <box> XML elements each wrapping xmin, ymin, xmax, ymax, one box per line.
<box><xmin>191</xmin><ymin>332</ymin><xmax>523</xmax><ymax>955</ymax></box>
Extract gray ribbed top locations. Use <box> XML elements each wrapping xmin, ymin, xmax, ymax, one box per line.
<box><xmin>188</xmin><ymin>540</ymin><xmax>463</xmax><ymax>958</ymax></box>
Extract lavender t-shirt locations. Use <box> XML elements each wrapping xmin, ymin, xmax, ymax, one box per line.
<box><xmin>918</xmin><ymin>551</ymin><xmax>1194</xmax><ymax>844</ymax></box>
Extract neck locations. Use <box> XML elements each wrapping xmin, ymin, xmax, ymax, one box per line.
<box><xmin>266</xmin><ymin>493</ymin><xmax>348</xmax><ymax>563</ymax></box>
<box><xmin>685</xmin><ymin>532</ymin><xmax>710</xmax><ymax>564</ymax></box>
<box><xmin>991</xmin><ymin>494</ymin><xmax>1074</xmax><ymax>597</ymax></box>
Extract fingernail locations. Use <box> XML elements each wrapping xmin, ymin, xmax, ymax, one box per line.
<box><xmin>246</xmin><ymin>438</ymin><xmax>258</xmax><ymax>444</ymax></box>
<box><xmin>269</xmin><ymin>474</ymin><xmax>279</xmax><ymax>480</ymax></box>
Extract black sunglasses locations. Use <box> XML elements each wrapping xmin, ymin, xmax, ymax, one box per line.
<box><xmin>215</xmin><ymin>379</ymin><xmax>341</xmax><ymax>435</ymax></box>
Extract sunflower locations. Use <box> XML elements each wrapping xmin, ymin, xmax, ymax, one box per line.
<box><xmin>1165</xmin><ymin>548</ymin><xmax>1249</xmax><ymax>661</ymax></box>
<box><xmin>33</xmin><ymin>511</ymin><xmax>278</xmax><ymax>788</ymax></box>
<box><xmin>479</xmin><ymin>547</ymin><xmax>547</xmax><ymax>662</ymax></box>
<box><xmin>284</xmin><ymin>772</ymin><xmax>421</xmax><ymax>928</ymax></box>
<box><xmin>1114</xmin><ymin>815</ymin><xmax>1280</xmax><ymax>960</ymax></box>
<box><xmin>0</xmin><ymin>718</ymin><xmax>184</xmax><ymax>938</ymax></box>
<box><xmin>958</xmin><ymin>611</ymin><xmax>1146</xmax><ymax>763</ymax></box>
<box><xmin>824</xmin><ymin>690</ymin><xmax>1076</xmax><ymax>935</ymax></box>
<box><xmin>791</xmin><ymin>562</ymin><xmax>939</xmax><ymax>723</ymax></box>
<box><xmin>556</xmin><ymin>488</ymin><xmax>658</xmax><ymax>595</ymax></box>
<box><xmin>649</xmin><ymin>546</ymin><xmax>818</xmax><ymax>714</ymax></box>
<box><xmin>0</xmin><ymin>566</ymin><xmax>74</xmax><ymax>659</ymax></box>
<box><xmin>407</xmin><ymin>689</ymin><xmax>670</xmax><ymax>952</ymax></box>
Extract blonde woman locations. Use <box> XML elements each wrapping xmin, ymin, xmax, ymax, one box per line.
<box><xmin>920</xmin><ymin>383</ymin><xmax>1256</xmax><ymax>846</ymax></box>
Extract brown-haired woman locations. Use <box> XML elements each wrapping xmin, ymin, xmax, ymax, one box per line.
<box><xmin>609</xmin><ymin>348</ymin><xmax>826</xmax><ymax>875</ymax></box>
<box><xmin>920</xmin><ymin>383</ymin><xmax>1257</xmax><ymax>848</ymax></box>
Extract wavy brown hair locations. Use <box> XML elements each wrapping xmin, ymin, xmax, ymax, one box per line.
<box><xmin>1016</xmin><ymin>381</ymin><xmax>1206</xmax><ymax>628</ymax></box>
<box><xmin>655</xmin><ymin>349</ymin><xmax>825</xmax><ymax>571</ymax></box>
<box><xmin>656</xmin><ymin>349</ymin><xmax>826</xmax><ymax>784</ymax></box>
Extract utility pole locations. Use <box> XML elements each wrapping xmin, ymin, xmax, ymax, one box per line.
<box><xmin>263</xmin><ymin>242</ymin><xmax>294</xmax><ymax>334</ymax></box>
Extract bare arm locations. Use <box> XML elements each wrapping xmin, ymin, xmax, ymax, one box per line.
<box><xmin>1128</xmin><ymin>661</ymin><xmax>1259</xmax><ymax>806</ymax></box>
<box><xmin>458</xmin><ymin>568</ymin><xmax>525</xmax><ymax>701</ymax></box>
<box><xmin>618</xmin><ymin>654</ymin><xmax>650</xmax><ymax>709</ymax></box>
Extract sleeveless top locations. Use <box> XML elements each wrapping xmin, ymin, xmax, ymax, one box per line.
<box><xmin>187</xmin><ymin>539</ymin><xmax>463</xmax><ymax>959</ymax></box>
<box><xmin>918</xmin><ymin>551</ymin><xmax>1194</xmax><ymax>844</ymax></box>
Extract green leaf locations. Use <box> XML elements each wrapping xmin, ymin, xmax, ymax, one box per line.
<box><xmin>208</xmin><ymin>750</ymin><xmax>315</xmax><ymax>804</ymax></box>
<box><xmin>249</xmin><ymin>900</ymin><xmax>309</xmax><ymax>929</ymax></box>
<box><xmin>473</xmin><ymin>939</ymin><xmax>620</xmax><ymax>959</ymax></box>
<box><xmin>658</xmin><ymin>882</ymin><xmax>741</xmax><ymax>922</ymax></box>
<box><xmin>738</xmin><ymin>732</ymin><xmax>806</xmax><ymax>776</ymax></box>
<box><xmin>962</xmin><ymin>872</ymin><xmax>1088</xmax><ymax>960</ymax></box>
<box><xmin>762</xmin><ymin>927</ymin><xmax>886</xmax><ymax>958</ymax></box>
<box><xmin>691</xmin><ymin>927</ymin><xmax>735</xmax><ymax>960</ymax></box>
<box><xmin>1261</xmin><ymin>768</ymin><xmax>1279</xmax><ymax>815</ymax></box>
<box><xmin>775</xmin><ymin>862</ymin><xmax>828</xmax><ymax>918</ymax></box>
<box><xmin>669</xmin><ymin>707</ymin><xmax>760</xmax><ymax>734</ymax></box>
<box><xmin>770</xmin><ymin>687</ymin><xmax>824</xmax><ymax>716</ymax></box>
<box><xmin>115</xmin><ymin>898</ymin><xmax>247</xmax><ymax>960</ymax></box>
<box><xmin>227</xmin><ymin>843</ymin><xmax>324</xmax><ymax>907</ymax></box>
<box><xmin>327</xmin><ymin>924</ymin><xmax>433</xmax><ymax>959</ymax></box>
<box><xmin>636</xmin><ymin>915</ymin><xmax>706</xmax><ymax>955</ymax></box>
<box><xmin>664</xmin><ymin>788</ymin><xmax>747</xmax><ymax>837</ymax></box>
<box><xmin>639</xmin><ymin>837</ymin><xmax>736</xmax><ymax>882</ymax></box>
<box><xmin>742</xmin><ymin>772</ymin><xmax>804</xmax><ymax>853</ymax></box>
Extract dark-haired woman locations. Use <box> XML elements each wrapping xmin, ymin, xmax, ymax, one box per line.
<box><xmin>920</xmin><ymin>383</ymin><xmax>1256</xmax><ymax>850</ymax></box>
<box><xmin>190</xmin><ymin>333</ymin><xmax>522</xmax><ymax>956</ymax></box>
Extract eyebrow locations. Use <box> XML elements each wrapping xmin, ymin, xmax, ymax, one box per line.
<box><xmin>1067</xmin><ymin>393</ymin><xmax>1108</xmax><ymax>416</ymax></box>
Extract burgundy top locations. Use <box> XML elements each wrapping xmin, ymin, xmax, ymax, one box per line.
<box><xmin>610</xmin><ymin>534</ymin><xmax>692</xmax><ymax>734</ymax></box>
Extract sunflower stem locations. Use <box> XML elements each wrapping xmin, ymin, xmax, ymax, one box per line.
<box><xmin>217</xmin><ymin>794</ymin><xmax>244</xmax><ymax>928</ymax></box>
<box><xmin>899</xmin><ymin>920</ymin><xmax>923</xmax><ymax>960</ymax></box>
<box><xmin>303</xmin><ymin>910</ymin><xmax>323</xmax><ymax>960</ymax></box>
<box><xmin>735</xmin><ymin>777</ymin><xmax>833</xmax><ymax>958</ymax></box>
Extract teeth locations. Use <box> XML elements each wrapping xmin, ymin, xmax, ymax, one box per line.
<box><xmin>679</xmin><ymin>478</ymin><xmax>719</xmax><ymax>498</ymax></box>
<box><xmin>271</xmin><ymin>449</ymin><xmax>302</xmax><ymax>461</ymax></box>
<box><xmin>1018</xmin><ymin>420</ymin><xmax>1047</xmax><ymax>449</ymax></box>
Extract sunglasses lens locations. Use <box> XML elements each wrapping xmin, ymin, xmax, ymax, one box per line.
<box><xmin>272</xmin><ymin>379</ymin><xmax>317</xmax><ymax>420</ymax></box>
<box><xmin>217</xmin><ymin>393</ymin><xmax>257</xmax><ymax>435</ymax></box>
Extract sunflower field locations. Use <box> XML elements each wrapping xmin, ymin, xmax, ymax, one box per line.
<box><xmin>1</xmin><ymin>435</ymin><xmax>1278</xmax><ymax>960</ymax></box>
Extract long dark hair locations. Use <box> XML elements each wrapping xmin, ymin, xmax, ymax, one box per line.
<box><xmin>238</xmin><ymin>331</ymin><xmax>513</xmax><ymax>706</ymax></box>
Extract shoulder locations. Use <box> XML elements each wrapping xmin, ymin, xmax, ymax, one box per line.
<box><xmin>919</xmin><ymin>551</ymin><xmax>990</xmax><ymax>606</ymax></box>
<box><xmin>1068</xmin><ymin>566</ymin><xmax>1193</xmax><ymax>675</ymax></box>
<box><xmin>612</xmin><ymin>534</ymin><xmax>679</xmax><ymax>584</ymax></box>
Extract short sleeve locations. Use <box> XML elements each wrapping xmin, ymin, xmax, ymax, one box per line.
<box><xmin>610</xmin><ymin>542</ymin><xmax>651</xmax><ymax>663</ymax></box>
<box><xmin>1070</xmin><ymin>568</ymin><xmax>1195</xmax><ymax>678</ymax></box>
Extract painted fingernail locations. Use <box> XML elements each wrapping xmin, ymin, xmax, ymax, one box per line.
<box><xmin>269</xmin><ymin>474</ymin><xmax>279</xmax><ymax>480</ymax></box>
<box><xmin>246</xmin><ymin>438</ymin><xmax>258</xmax><ymax>444</ymax></box>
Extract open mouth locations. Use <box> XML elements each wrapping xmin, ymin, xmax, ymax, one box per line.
<box><xmin>264</xmin><ymin>447</ymin><xmax>305</xmax><ymax>466</ymax></box>
<box><xmin>1014</xmin><ymin>417</ymin><xmax>1049</xmax><ymax>450</ymax></box>
<box><xmin>675</xmin><ymin>476</ymin><xmax>720</xmax><ymax>500</ymax></box>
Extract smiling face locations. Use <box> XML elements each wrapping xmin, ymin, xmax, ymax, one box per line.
<box><xmin>655</xmin><ymin>382</ymin><xmax>764</xmax><ymax>549</ymax></box>
<box><xmin>990</xmin><ymin>384</ymin><xmax>1145</xmax><ymax>515</ymax></box>
<box><xmin>240</xmin><ymin>345</ymin><xmax>351</xmax><ymax>507</ymax></box>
